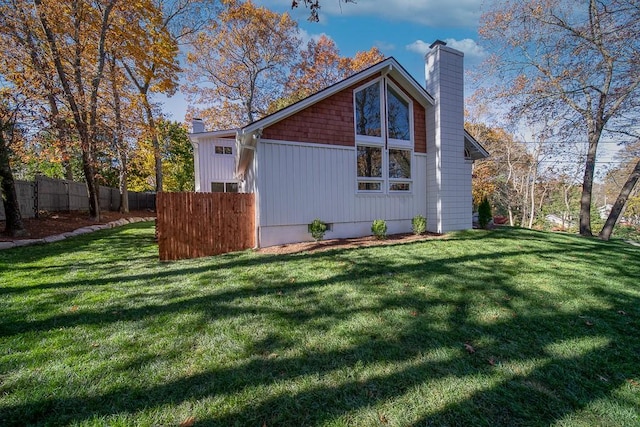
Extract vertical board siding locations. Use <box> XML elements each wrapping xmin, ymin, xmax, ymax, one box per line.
<box><xmin>196</xmin><ymin>138</ymin><xmax>237</xmax><ymax>190</ymax></box>
<box><xmin>259</xmin><ymin>141</ymin><xmax>427</xmax><ymax>227</ymax></box>
<box><xmin>156</xmin><ymin>192</ymin><xmax>255</xmax><ymax>261</ymax></box>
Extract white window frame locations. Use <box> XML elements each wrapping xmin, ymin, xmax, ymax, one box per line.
<box><xmin>386</xmin><ymin>80</ymin><xmax>414</xmax><ymax>149</ymax></box>
<box><xmin>354</xmin><ymin>78</ymin><xmax>385</xmax><ymax>145</ymax></box>
<box><xmin>354</xmin><ymin>77</ymin><xmax>414</xmax><ymax>194</ymax></box>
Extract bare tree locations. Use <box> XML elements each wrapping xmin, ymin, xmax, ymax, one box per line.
<box><xmin>480</xmin><ymin>0</ymin><xmax>640</xmax><ymax>237</ymax></box>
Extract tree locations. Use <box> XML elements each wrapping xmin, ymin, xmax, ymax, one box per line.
<box><xmin>480</xmin><ymin>0</ymin><xmax>640</xmax><ymax>237</ymax></box>
<box><xmin>184</xmin><ymin>0</ymin><xmax>300</xmax><ymax>129</ymax></box>
<box><xmin>30</xmin><ymin>0</ymin><xmax>124</xmax><ymax>221</ymax></box>
<box><xmin>0</xmin><ymin>88</ymin><xmax>28</xmax><ymax>237</ymax></box>
<box><xmin>160</xmin><ymin>120</ymin><xmax>194</xmax><ymax>192</ymax></box>
<box><xmin>600</xmin><ymin>141</ymin><xmax>640</xmax><ymax>239</ymax></box>
<box><xmin>290</xmin><ymin>0</ymin><xmax>355</xmax><ymax>22</ymax></box>
<box><xmin>0</xmin><ymin>0</ymin><xmax>78</xmax><ymax>181</ymax></box>
<box><xmin>120</xmin><ymin>0</ymin><xmax>208</xmax><ymax>193</ymax></box>
<box><xmin>467</xmin><ymin>123</ymin><xmax>534</xmax><ymax>226</ymax></box>
<box><xmin>276</xmin><ymin>35</ymin><xmax>385</xmax><ymax>110</ymax></box>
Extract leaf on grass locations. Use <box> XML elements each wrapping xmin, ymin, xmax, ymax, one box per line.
<box><xmin>70</xmin><ymin>305</ymin><xmax>79</xmax><ymax>312</ymax></box>
<box><xmin>410</xmin><ymin>310</ymin><xmax>418</xmax><ymax>317</ymax></box>
<box><xmin>627</xmin><ymin>379</ymin><xmax>639</xmax><ymax>388</ymax></box>
<box><xmin>179</xmin><ymin>416</ymin><xmax>196</xmax><ymax>427</ymax></box>
<box><xmin>91</xmin><ymin>343</ymin><xmax>100</xmax><ymax>348</ymax></box>
<box><xmin>464</xmin><ymin>343</ymin><xmax>476</xmax><ymax>354</ymax></box>
<box><xmin>378</xmin><ymin>412</ymin><xmax>389</xmax><ymax>424</ymax></box>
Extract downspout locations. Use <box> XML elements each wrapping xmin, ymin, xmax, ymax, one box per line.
<box><xmin>235</xmin><ymin>128</ymin><xmax>262</xmax><ymax>248</ymax></box>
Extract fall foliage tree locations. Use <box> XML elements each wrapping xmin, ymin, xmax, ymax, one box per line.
<box><xmin>0</xmin><ymin>87</ymin><xmax>28</xmax><ymax>237</ymax></box>
<box><xmin>120</xmin><ymin>0</ymin><xmax>209</xmax><ymax>193</ymax></box>
<box><xmin>273</xmin><ymin>35</ymin><xmax>385</xmax><ymax>111</ymax></box>
<box><xmin>184</xmin><ymin>0</ymin><xmax>300</xmax><ymax>129</ymax></box>
<box><xmin>480</xmin><ymin>0</ymin><xmax>640</xmax><ymax>238</ymax></box>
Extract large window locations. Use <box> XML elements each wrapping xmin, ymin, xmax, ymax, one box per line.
<box><xmin>355</xmin><ymin>81</ymin><xmax>382</xmax><ymax>138</ymax></box>
<box><xmin>354</xmin><ymin>78</ymin><xmax>413</xmax><ymax>192</ymax></box>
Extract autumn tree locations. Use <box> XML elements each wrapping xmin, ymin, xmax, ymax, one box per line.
<box><xmin>128</xmin><ymin>119</ymin><xmax>194</xmax><ymax>192</ymax></box>
<box><xmin>0</xmin><ymin>87</ymin><xmax>28</xmax><ymax>237</ymax></box>
<box><xmin>0</xmin><ymin>0</ymin><xmax>79</xmax><ymax>181</ymax></box>
<box><xmin>160</xmin><ymin>121</ymin><xmax>194</xmax><ymax>192</ymax></box>
<box><xmin>120</xmin><ymin>0</ymin><xmax>210</xmax><ymax>193</ymax></box>
<box><xmin>184</xmin><ymin>0</ymin><xmax>300</xmax><ymax>129</ymax></box>
<box><xmin>480</xmin><ymin>0</ymin><xmax>640</xmax><ymax>238</ymax></box>
<box><xmin>467</xmin><ymin>123</ymin><xmax>535</xmax><ymax>226</ymax></box>
<box><xmin>273</xmin><ymin>34</ymin><xmax>385</xmax><ymax>111</ymax></box>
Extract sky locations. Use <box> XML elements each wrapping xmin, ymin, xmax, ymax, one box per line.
<box><xmin>161</xmin><ymin>0</ymin><xmax>488</xmax><ymax>122</ymax></box>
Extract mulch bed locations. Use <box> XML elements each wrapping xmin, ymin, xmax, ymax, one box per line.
<box><xmin>256</xmin><ymin>232</ymin><xmax>446</xmax><ymax>255</ymax></box>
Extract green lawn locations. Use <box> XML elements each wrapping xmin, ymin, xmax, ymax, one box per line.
<box><xmin>1</xmin><ymin>223</ymin><xmax>639</xmax><ymax>426</ymax></box>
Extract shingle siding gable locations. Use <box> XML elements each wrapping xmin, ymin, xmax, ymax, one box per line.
<box><xmin>261</xmin><ymin>73</ymin><xmax>427</xmax><ymax>152</ymax></box>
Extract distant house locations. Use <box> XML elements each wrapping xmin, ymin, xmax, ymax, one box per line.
<box><xmin>189</xmin><ymin>40</ymin><xmax>489</xmax><ymax>247</ymax></box>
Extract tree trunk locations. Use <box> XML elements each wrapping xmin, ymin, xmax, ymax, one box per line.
<box><xmin>0</xmin><ymin>130</ymin><xmax>28</xmax><ymax>237</ymax></box>
<box><xmin>579</xmin><ymin>131</ymin><xmax>601</xmax><ymax>236</ymax></box>
<box><xmin>599</xmin><ymin>159</ymin><xmax>640</xmax><ymax>240</ymax></box>
<box><xmin>142</xmin><ymin>96</ymin><xmax>162</xmax><ymax>192</ymax></box>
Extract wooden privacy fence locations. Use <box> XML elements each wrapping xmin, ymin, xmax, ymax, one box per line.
<box><xmin>156</xmin><ymin>192</ymin><xmax>255</xmax><ymax>261</ymax></box>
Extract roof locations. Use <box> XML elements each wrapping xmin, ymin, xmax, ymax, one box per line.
<box><xmin>241</xmin><ymin>57</ymin><xmax>435</xmax><ymax>136</ymax></box>
<box><xmin>464</xmin><ymin>130</ymin><xmax>490</xmax><ymax>160</ymax></box>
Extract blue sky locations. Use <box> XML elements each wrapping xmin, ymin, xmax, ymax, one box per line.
<box><xmin>161</xmin><ymin>0</ymin><xmax>487</xmax><ymax>122</ymax></box>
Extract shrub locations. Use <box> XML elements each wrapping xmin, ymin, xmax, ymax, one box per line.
<box><xmin>478</xmin><ymin>197</ymin><xmax>492</xmax><ymax>229</ymax></box>
<box><xmin>412</xmin><ymin>215</ymin><xmax>427</xmax><ymax>235</ymax></box>
<box><xmin>371</xmin><ymin>219</ymin><xmax>387</xmax><ymax>239</ymax></box>
<box><xmin>309</xmin><ymin>218</ymin><xmax>327</xmax><ymax>241</ymax></box>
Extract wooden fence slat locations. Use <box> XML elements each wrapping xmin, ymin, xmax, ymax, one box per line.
<box><xmin>156</xmin><ymin>192</ymin><xmax>255</xmax><ymax>261</ymax></box>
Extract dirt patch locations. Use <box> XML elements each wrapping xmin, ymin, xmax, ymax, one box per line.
<box><xmin>257</xmin><ymin>232</ymin><xmax>446</xmax><ymax>255</ymax></box>
<box><xmin>0</xmin><ymin>210</ymin><xmax>156</xmax><ymax>241</ymax></box>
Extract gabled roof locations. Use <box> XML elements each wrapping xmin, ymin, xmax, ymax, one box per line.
<box><xmin>464</xmin><ymin>130</ymin><xmax>490</xmax><ymax>160</ymax></box>
<box><xmin>240</xmin><ymin>57</ymin><xmax>434</xmax><ymax>136</ymax></box>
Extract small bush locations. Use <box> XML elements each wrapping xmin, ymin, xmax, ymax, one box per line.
<box><xmin>478</xmin><ymin>197</ymin><xmax>492</xmax><ymax>229</ymax></box>
<box><xmin>309</xmin><ymin>218</ymin><xmax>327</xmax><ymax>241</ymax></box>
<box><xmin>371</xmin><ymin>219</ymin><xmax>387</xmax><ymax>239</ymax></box>
<box><xmin>412</xmin><ymin>215</ymin><xmax>427</xmax><ymax>235</ymax></box>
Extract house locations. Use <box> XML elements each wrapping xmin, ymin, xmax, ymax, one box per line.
<box><xmin>189</xmin><ymin>40</ymin><xmax>489</xmax><ymax>247</ymax></box>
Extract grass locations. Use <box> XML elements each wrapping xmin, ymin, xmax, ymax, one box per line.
<box><xmin>0</xmin><ymin>223</ymin><xmax>639</xmax><ymax>426</ymax></box>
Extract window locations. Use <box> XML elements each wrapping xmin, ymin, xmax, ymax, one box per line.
<box><xmin>211</xmin><ymin>182</ymin><xmax>239</xmax><ymax>193</ymax></box>
<box><xmin>214</xmin><ymin>146</ymin><xmax>233</xmax><ymax>155</ymax></box>
<box><xmin>387</xmin><ymin>86</ymin><xmax>410</xmax><ymax>142</ymax></box>
<box><xmin>354</xmin><ymin>78</ymin><xmax>413</xmax><ymax>193</ymax></box>
<box><xmin>355</xmin><ymin>81</ymin><xmax>381</xmax><ymax>138</ymax></box>
<box><xmin>357</xmin><ymin>145</ymin><xmax>383</xmax><ymax>191</ymax></box>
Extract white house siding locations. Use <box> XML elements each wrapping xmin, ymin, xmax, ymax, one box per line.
<box><xmin>257</xmin><ymin>139</ymin><xmax>427</xmax><ymax>247</ymax></box>
<box><xmin>425</xmin><ymin>44</ymin><xmax>471</xmax><ymax>232</ymax></box>
<box><xmin>194</xmin><ymin>137</ymin><xmax>237</xmax><ymax>192</ymax></box>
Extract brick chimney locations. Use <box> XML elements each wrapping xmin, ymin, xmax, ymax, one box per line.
<box><xmin>191</xmin><ymin>118</ymin><xmax>205</xmax><ymax>133</ymax></box>
<box><xmin>424</xmin><ymin>40</ymin><xmax>471</xmax><ymax>232</ymax></box>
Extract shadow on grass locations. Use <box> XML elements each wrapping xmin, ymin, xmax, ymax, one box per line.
<box><xmin>1</xmin><ymin>226</ymin><xmax>639</xmax><ymax>425</ymax></box>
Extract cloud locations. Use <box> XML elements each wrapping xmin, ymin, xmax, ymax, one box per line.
<box><xmin>406</xmin><ymin>38</ymin><xmax>487</xmax><ymax>65</ymax></box>
<box><xmin>374</xmin><ymin>40</ymin><xmax>396</xmax><ymax>52</ymax></box>
<box><xmin>297</xmin><ymin>28</ymin><xmax>333</xmax><ymax>48</ymax></box>
<box><xmin>307</xmin><ymin>0</ymin><xmax>483</xmax><ymax>28</ymax></box>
